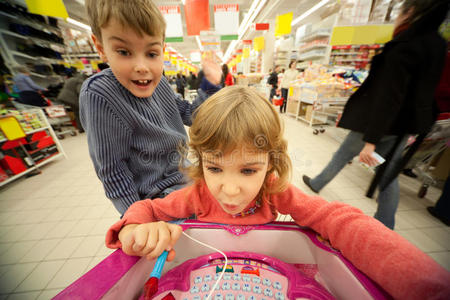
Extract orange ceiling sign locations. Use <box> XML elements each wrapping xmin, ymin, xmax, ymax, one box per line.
<box><xmin>185</xmin><ymin>0</ymin><xmax>210</xmax><ymax>36</ymax></box>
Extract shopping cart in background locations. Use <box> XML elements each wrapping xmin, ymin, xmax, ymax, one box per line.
<box><xmin>406</xmin><ymin>113</ymin><xmax>450</xmax><ymax>198</ymax></box>
<box><xmin>43</xmin><ymin>105</ymin><xmax>77</xmax><ymax>139</ymax></box>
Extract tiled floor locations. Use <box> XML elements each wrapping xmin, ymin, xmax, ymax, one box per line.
<box><xmin>0</xmin><ymin>115</ymin><xmax>448</xmax><ymax>299</ymax></box>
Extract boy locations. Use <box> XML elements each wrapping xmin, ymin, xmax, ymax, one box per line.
<box><xmin>81</xmin><ymin>0</ymin><xmax>222</xmax><ymax>214</ymax></box>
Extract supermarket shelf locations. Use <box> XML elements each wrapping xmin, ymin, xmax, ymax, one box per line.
<box><xmin>299</xmin><ymin>53</ymin><xmax>326</xmax><ymax>61</ymax></box>
<box><xmin>0</xmin><ymin>29</ymin><xmax>65</xmax><ymax>48</ymax></box>
<box><xmin>0</xmin><ymin>153</ymin><xmax>63</xmax><ymax>187</ymax></box>
<box><xmin>11</xmin><ymin>51</ymin><xmax>63</xmax><ymax>64</ymax></box>
<box><xmin>299</xmin><ymin>32</ymin><xmax>331</xmax><ymax>43</ymax></box>
<box><xmin>29</xmin><ymin>72</ymin><xmax>46</xmax><ymax>78</ymax></box>
<box><xmin>330</xmin><ymin>52</ymin><xmax>360</xmax><ymax>56</ymax></box>
<box><xmin>63</xmin><ymin>53</ymin><xmax>100</xmax><ymax>58</ymax></box>
<box><xmin>0</xmin><ymin>126</ymin><xmax>49</xmax><ymax>143</ymax></box>
<box><xmin>24</xmin><ymin>126</ymin><xmax>51</xmax><ymax>135</ymax></box>
<box><xmin>334</xmin><ymin>58</ymin><xmax>370</xmax><ymax>62</ymax></box>
<box><xmin>0</xmin><ymin>11</ymin><xmax>61</xmax><ymax>34</ymax></box>
<box><xmin>11</xmin><ymin>50</ymin><xmax>36</xmax><ymax>60</ymax></box>
<box><xmin>299</xmin><ymin>44</ymin><xmax>328</xmax><ymax>53</ymax></box>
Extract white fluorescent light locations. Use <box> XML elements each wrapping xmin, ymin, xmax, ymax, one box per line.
<box><xmin>292</xmin><ymin>0</ymin><xmax>330</xmax><ymax>26</ymax></box>
<box><xmin>196</xmin><ymin>35</ymin><xmax>204</xmax><ymax>51</ymax></box>
<box><xmin>181</xmin><ymin>0</ymin><xmax>185</xmax><ymax>5</ymax></box>
<box><xmin>67</xmin><ymin>17</ymin><xmax>91</xmax><ymax>31</ymax></box>
<box><xmin>224</xmin><ymin>0</ymin><xmax>267</xmax><ymax>62</ymax></box>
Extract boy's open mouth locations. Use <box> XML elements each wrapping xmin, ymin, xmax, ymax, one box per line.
<box><xmin>132</xmin><ymin>79</ymin><xmax>152</xmax><ymax>86</ymax></box>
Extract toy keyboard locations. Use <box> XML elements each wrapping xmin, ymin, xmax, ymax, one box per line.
<box><xmin>143</xmin><ymin>251</ymin><xmax>335</xmax><ymax>300</ymax></box>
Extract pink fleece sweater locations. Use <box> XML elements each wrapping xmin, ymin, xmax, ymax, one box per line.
<box><xmin>106</xmin><ymin>181</ymin><xmax>450</xmax><ymax>300</ymax></box>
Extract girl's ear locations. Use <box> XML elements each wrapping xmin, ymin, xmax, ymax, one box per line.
<box><xmin>92</xmin><ymin>34</ymin><xmax>108</xmax><ymax>62</ymax></box>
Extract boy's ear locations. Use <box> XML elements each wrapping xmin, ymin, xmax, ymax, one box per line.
<box><xmin>91</xmin><ymin>34</ymin><xmax>108</xmax><ymax>62</ymax></box>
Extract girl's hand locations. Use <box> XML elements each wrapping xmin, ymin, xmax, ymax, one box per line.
<box><xmin>119</xmin><ymin>221</ymin><xmax>182</xmax><ymax>261</ymax></box>
<box><xmin>202</xmin><ymin>54</ymin><xmax>222</xmax><ymax>85</ymax></box>
<box><xmin>359</xmin><ymin>142</ymin><xmax>378</xmax><ymax>167</ymax></box>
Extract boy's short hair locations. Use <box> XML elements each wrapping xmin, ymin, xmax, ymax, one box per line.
<box><xmin>85</xmin><ymin>0</ymin><xmax>166</xmax><ymax>42</ymax></box>
<box><xmin>185</xmin><ymin>86</ymin><xmax>292</xmax><ymax>195</ymax></box>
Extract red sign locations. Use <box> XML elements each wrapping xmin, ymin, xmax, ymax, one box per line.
<box><xmin>254</xmin><ymin>23</ymin><xmax>269</xmax><ymax>31</ymax></box>
<box><xmin>185</xmin><ymin>0</ymin><xmax>210</xmax><ymax>36</ymax></box>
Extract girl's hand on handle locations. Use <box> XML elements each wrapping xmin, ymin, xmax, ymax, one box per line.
<box><xmin>118</xmin><ymin>221</ymin><xmax>182</xmax><ymax>261</ymax></box>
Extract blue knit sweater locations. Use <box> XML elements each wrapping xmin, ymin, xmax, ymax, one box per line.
<box><xmin>80</xmin><ymin>69</ymin><xmax>214</xmax><ymax>214</ymax></box>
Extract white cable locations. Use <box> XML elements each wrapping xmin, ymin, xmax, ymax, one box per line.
<box><xmin>181</xmin><ymin>231</ymin><xmax>228</xmax><ymax>300</ymax></box>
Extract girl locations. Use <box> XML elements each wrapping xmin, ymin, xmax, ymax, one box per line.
<box><xmin>106</xmin><ymin>86</ymin><xmax>449</xmax><ymax>300</ymax></box>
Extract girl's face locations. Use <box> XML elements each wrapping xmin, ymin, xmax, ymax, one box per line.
<box><xmin>202</xmin><ymin>148</ymin><xmax>270</xmax><ymax>215</ymax></box>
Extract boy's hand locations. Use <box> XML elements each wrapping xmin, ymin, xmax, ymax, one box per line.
<box><xmin>119</xmin><ymin>222</ymin><xmax>182</xmax><ymax>261</ymax></box>
<box><xmin>202</xmin><ymin>55</ymin><xmax>222</xmax><ymax>86</ymax></box>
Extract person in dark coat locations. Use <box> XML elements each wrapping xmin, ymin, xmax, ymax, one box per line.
<box><xmin>175</xmin><ymin>72</ymin><xmax>186</xmax><ymax>97</ymax></box>
<box><xmin>303</xmin><ymin>0</ymin><xmax>448</xmax><ymax>229</ymax></box>
<box><xmin>57</xmin><ymin>71</ymin><xmax>88</xmax><ymax>132</ymax></box>
<box><xmin>267</xmin><ymin>65</ymin><xmax>280</xmax><ymax>103</ymax></box>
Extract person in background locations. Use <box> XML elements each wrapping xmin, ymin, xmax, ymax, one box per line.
<box><xmin>221</xmin><ymin>64</ymin><xmax>234</xmax><ymax>86</ymax></box>
<box><xmin>267</xmin><ymin>65</ymin><xmax>279</xmax><ymax>103</ymax></box>
<box><xmin>280</xmin><ymin>61</ymin><xmax>299</xmax><ymax>114</ymax></box>
<box><xmin>427</xmin><ymin>175</ymin><xmax>450</xmax><ymax>226</ymax></box>
<box><xmin>175</xmin><ymin>72</ymin><xmax>186</xmax><ymax>98</ymax></box>
<box><xmin>187</xmin><ymin>71</ymin><xmax>198</xmax><ymax>90</ymax></box>
<box><xmin>97</xmin><ymin>62</ymin><xmax>109</xmax><ymax>71</ymax></box>
<box><xmin>302</xmin><ymin>0</ymin><xmax>448</xmax><ymax>229</ymax></box>
<box><xmin>105</xmin><ymin>86</ymin><xmax>450</xmax><ymax>300</ymax></box>
<box><xmin>57</xmin><ymin>70</ymin><xmax>88</xmax><ymax>133</ymax></box>
<box><xmin>13</xmin><ymin>66</ymin><xmax>48</xmax><ymax>107</ymax></box>
<box><xmin>81</xmin><ymin>0</ymin><xmax>222</xmax><ymax>214</ymax></box>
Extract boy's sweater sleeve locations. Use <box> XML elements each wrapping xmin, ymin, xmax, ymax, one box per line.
<box><xmin>80</xmin><ymin>91</ymin><xmax>139</xmax><ymax>214</ymax></box>
<box><xmin>273</xmin><ymin>184</ymin><xmax>450</xmax><ymax>300</ymax></box>
<box><xmin>105</xmin><ymin>187</ymin><xmax>196</xmax><ymax>249</ymax></box>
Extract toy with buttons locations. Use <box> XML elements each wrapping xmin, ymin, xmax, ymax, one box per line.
<box><xmin>141</xmin><ymin>252</ymin><xmax>335</xmax><ymax>300</ymax></box>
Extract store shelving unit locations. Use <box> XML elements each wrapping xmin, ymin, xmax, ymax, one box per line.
<box><xmin>297</xmin><ymin>29</ymin><xmax>332</xmax><ymax>66</ymax></box>
<box><xmin>286</xmin><ymin>84</ymin><xmax>349</xmax><ymax>129</ymax></box>
<box><xmin>329</xmin><ymin>44</ymin><xmax>383</xmax><ymax>70</ymax></box>
<box><xmin>0</xmin><ymin>109</ymin><xmax>66</xmax><ymax>187</ymax></box>
<box><xmin>0</xmin><ymin>5</ymin><xmax>66</xmax><ymax>86</ymax></box>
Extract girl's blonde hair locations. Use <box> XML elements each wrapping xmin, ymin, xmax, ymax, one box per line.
<box><xmin>185</xmin><ymin>86</ymin><xmax>292</xmax><ymax>195</ymax></box>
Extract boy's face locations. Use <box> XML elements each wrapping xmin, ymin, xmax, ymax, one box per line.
<box><xmin>202</xmin><ymin>148</ymin><xmax>270</xmax><ymax>216</ymax></box>
<box><xmin>92</xmin><ymin>19</ymin><xmax>164</xmax><ymax>98</ymax></box>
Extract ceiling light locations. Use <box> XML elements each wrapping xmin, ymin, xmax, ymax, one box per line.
<box><xmin>196</xmin><ymin>36</ymin><xmax>204</xmax><ymax>51</ymax></box>
<box><xmin>292</xmin><ymin>0</ymin><xmax>330</xmax><ymax>26</ymax></box>
<box><xmin>223</xmin><ymin>0</ymin><xmax>267</xmax><ymax>62</ymax></box>
<box><xmin>67</xmin><ymin>17</ymin><xmax>91</xmax><ymax>32</ymax></box>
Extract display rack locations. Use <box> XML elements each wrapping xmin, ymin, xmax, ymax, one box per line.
<box><xmin>329</xmin><ymin>44</ymin><xmax>383</xmax><ymax>70</ymax></box>
<box><xmin>0</xmin><ymin>3</ymin><xmax>67</xmax><ymax>86</ymax></box>
<box><xmin>286</xmin><ymin>84</ymin><xmax>349</xmax><ymax>131</ymax></box>
<box><xmin>0</xmin><ymin>109</ymin><xmax>66</xmax><ymax>187</ymax></box>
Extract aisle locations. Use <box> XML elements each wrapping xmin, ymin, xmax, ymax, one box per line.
<box><xmin>0</xmin><ymin>116</ymin><xmax>448</xmax><ymax>299</ymax></box>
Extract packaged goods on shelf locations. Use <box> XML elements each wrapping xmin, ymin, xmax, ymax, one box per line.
<box><xmin>235</xmin><ymin>73</ymin><xmax>263</xmax><ymax>86</ymax></box>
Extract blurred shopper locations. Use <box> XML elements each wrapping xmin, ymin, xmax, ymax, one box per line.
<box><xmin>175</xmin><ymin>72</ymin><xmax>186</xmax><ymax>97</ymax></box>
<box><xmin>303</xmin><ymin>0</ymin><xmax>448</xmax><ymax>229</ymax></box>
<box><xmin>57</xmin><ymin>70</ymin><xmax>88</xmax><ymax>133</ymax></box>
<box><xmin>221</xmin><ymin>64</ymin><xmax>234</xmax><ymax>86</ymax></box>
<box><xmin>280</xmin><ymin>61</ymin><xmax>299</xmax><ymax>113</ymax></box>
<box><xmin>267</xmin><ymin>65</ymin><xmax>280</xmax><ymax>103</ymax></box>
<box><xmin>13</xmin><ymin>66</ymin><xmax>48</xmax><ymax>107</ymax></box>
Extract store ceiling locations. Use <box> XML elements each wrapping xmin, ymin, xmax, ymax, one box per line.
<box><xmin>62</xmin><ymin>0</ymin><xmax>317</xmax><ymax>61</ymax></box>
